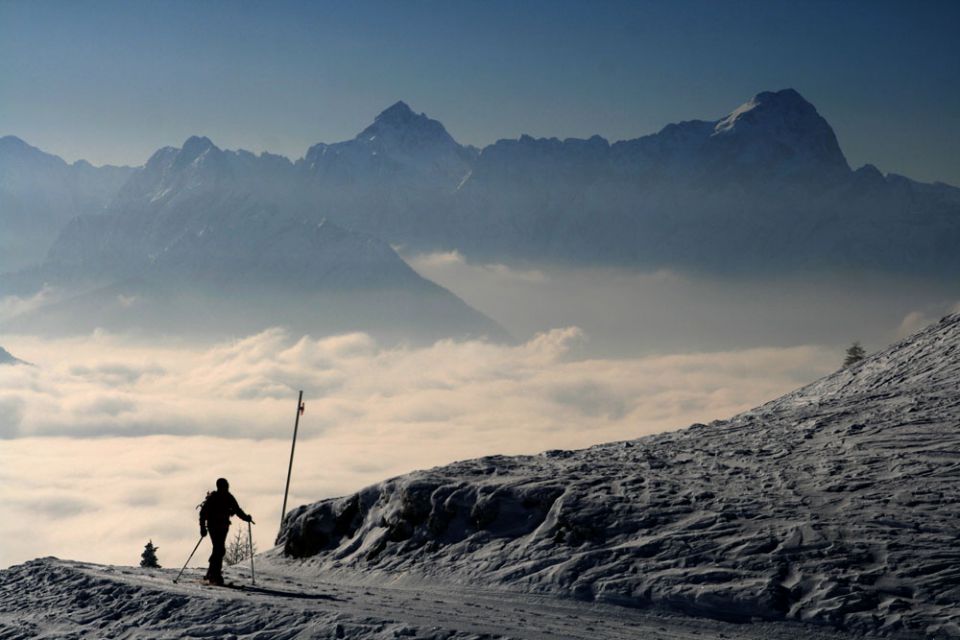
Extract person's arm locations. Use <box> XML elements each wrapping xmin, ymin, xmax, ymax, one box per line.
<box><xmin>199</xmin><ymin>497</ymin><xmax>208</xmax><ymax>537</ymax></box>
<box><xmin>229</xmin><ymin>494</ymin><xmax>254</xmax><ymax>523</ymax></box>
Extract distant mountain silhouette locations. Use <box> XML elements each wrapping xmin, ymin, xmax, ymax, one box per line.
<box><xmin>5</xmin><ymin>89</ymin><xmax>960</xmax><ymax>290</ymax></box>
<box><xmin>1</xmin><ymin>134</ymin><xmax>507</xmax><ymax>343</ymax></box>
<box><xmin>0</xmin><ymin>136</ymin><xmax>133</xmax><ymax>272</ymax></box>
<box><xmin>0</xmin><ymin>346</ymin><xmax>25</xmax><ymax>366</ymax></box>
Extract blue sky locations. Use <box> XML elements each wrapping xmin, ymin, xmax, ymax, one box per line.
<box><xmin>2</xmin><ymin>0</ymin><xmax>958</xmax><ymax>184</ymax></box>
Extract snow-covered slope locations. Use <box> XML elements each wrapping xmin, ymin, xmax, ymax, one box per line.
<box><xmin>277</xmin><ymin>314</ymin><xmax>960</xmax><ymax>637</ymax></box>
<box><xmin>0</xmin><ymin>558</ymin><xmax>857</xmax><ymax>640</ymax></box>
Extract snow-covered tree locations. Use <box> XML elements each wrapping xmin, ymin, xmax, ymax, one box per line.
<box><xmin>844</xmin><ymin>341</ymin><xmax>866</xmax><ymax>368</ymax></box>
<box><xmin>140</xmin><ymin>540</ymin><xmax>160</xmax><ymax>568</ymax></box>
<box><xmin>225</xmin><ymin>528</ymin><xmax>256</xmax><ymax>566</ymax></box>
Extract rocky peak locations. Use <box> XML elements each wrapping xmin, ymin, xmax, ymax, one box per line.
<box><xmin>356</xmin><ymin>102</ymin><xmax>459</xmax><ymax>150</ymax></box>
<box><xmin>172</xmin><ymin>136</ymin><xmax>220</xmax><ymax>170</ymax></box>
<box><xmin>709</xmin><ymin>88</ymin><xmax>850</xmax><ymax>177</ymax></box>
<box><xmin>713</xmin><ymin>89</ymin><xmax>816</xmax><ymax>134</ymax></box>
<box><xmin>374</xmin><ymin>101</ymin><xmax>417</xmax><ymax>126</ymax></box>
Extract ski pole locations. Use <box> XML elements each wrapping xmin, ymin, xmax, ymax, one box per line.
<box><xmin>173</xmin><ymin>537</ymin><xmax>203</xmax><ymax>584</ymax></box>
<box><xmin>247</xmin><ymin>520</ymin><xmax>256</xmax><ymax>586</ymax></box>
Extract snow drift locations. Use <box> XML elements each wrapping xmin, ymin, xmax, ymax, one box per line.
<box><xmin>278</xmin><ymin>314</ymin><xmax>960</xmax><ymax>637</ymax></box>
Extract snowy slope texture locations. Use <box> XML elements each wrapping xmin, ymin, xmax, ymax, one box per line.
<box><xmin>0</xmin><ymin>558</ymin><xmax>862</xmax><ymax>640</ymax></box>
<box><xmin>0</xmin><ymin>136</ymin><xmax>132</xmax><ymax>272</ymax></box>
<box><xmin>3</xmin><ymin>136</ymin><xmax>506</xmax><ymax>342</ymax></box>
<box><xmin>278</xmin><ymin>314</ymin><xmax>960</xmax><ymax>637</ymax></box>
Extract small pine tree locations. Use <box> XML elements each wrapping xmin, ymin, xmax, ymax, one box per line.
<box><xmin>225</xmin><ymin>528</ymin><xmax>257</xmax><ymax>566</ymax></box>
<box><xmin>140</xmin><ymin>540</ymin><xmax>160</xmax><ymax>568</ymax></box>
<box><xmin>844</xmin><ymin>341</ymin><xmax>866</xmax><ymax>368</ymax></box>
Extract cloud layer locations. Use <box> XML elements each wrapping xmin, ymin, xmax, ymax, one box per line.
<box><xmin>405</xmin><ymin>252</ymin><xmax>960</xmax><ymax>357</ymax></box>
<box><xmin>0</xmin><ymin>327</ymin><xmax>837</xmax><ymax>567</ymax></box>
<box><xmin>0</xmin><ymin>328</ymin><xmax>835</xmax><ymax>442</ymax></box>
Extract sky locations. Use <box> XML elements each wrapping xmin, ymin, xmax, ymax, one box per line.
<box><xmin>2</xmin><ymin>0</ymin><xmax>959</xmax><ymax>185</ymax></box>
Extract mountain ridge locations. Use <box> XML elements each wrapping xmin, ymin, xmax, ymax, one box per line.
<box><xmin>4</xmin><ymin>89</ymin><xmax>951</xmax><ymax>187</ymax></box>
<box><xmin>0</xmin><ymin>346</ymin><xmax>25</xmax><ymax>366</ymax></box>
<box><xmin>2</xmin><ymin>131</ymin><xmax>508</xmax><ymax>343</ymax></box>
<box><xmin>0</xmin><ymin>136</ymin><xmax>135</xmax><ymax>272</ymax></box>
<box><xmin>6</xmin><ymin>88</ymin><xmax>960</xmax><ymax>279</ymax></box>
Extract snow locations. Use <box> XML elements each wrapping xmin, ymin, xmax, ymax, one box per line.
<box><xmin>0</xmin><ymin>558</ymin><xmax>862</xmax><ymax>639</ymax></box>
<box><xmin>275</xmin><ymin>313</ymin><xmax>960</xmax><ymax>637</ymax></box>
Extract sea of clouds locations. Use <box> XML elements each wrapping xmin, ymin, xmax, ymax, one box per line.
<box><xmin>2</xmin><ymin>257</ymin><xmax>957</xmax><ymax>569</ymax></box>
<box><xmin>0</xmin><ymin>327</ymin><xmax>835</xmax><ymax>568</ymax></box>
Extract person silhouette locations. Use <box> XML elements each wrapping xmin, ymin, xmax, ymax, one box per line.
<box><xmin>198</xmin><ymin>477</ymin><xmax>254</xmax><ymax>585</ymax></box>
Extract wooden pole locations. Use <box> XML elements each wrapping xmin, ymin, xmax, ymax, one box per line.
<box><xmin>279</xmin><ymin>390</ymin><xmax>304</xmax><ymax>538</ymax></box>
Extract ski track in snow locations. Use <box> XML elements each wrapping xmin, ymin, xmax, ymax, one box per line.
<box><xmin>0</xmin><ymin>558</ymin><xmax>856</xmax><ymax>640</ymax></box>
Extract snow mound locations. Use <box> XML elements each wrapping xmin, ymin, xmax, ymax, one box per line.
<box><xmin>278</xmin><ymin>314</ymin><xmax>960</xmax><ymax>637</ymax></box>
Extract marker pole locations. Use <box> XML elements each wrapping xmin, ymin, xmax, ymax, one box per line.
<box><xmin>279</xmin><ymin>390</ymin><xmax>305</xmax><ymax>538</ymax></box>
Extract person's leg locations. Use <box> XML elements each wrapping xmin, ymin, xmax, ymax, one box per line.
<box><xmin>205</xmin><ymin>536</ymin><xmax>215</xmax><ymax>580</ymax></box>
<box><xmin>208</xmin><ymin>525</ymin><xmax>228</xmax><ymax>583</ymax></box>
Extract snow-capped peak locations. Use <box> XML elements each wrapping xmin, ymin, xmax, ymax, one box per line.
<box><xmin>708</xmin><ymin>88</ymin><xmax>850</xmax><ymax>176</ymax></box>
<box><xmin>713</xmin><ymin>88</ymin><xmax>818</xmax><ymax>135</ymax></box>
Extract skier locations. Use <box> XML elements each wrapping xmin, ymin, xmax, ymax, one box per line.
<box><xmin>199</xmin><ymin>477</ymin><xmax>254</xmax><ymax>585</ymax></box>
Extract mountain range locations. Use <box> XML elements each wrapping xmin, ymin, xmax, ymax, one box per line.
<box><xmin>0</xmin><ymin>136</ymin><xmax>133</xmax><ymax>273</ymax></box>
<box><xmin>0</xmin><ymin>131</ymin><xmax>505</xmax><ymax>341</ymax></box>
<box><xmin>5</xmin><ymin>89</ymin><xmax>960</xmax><ymax>280</ymax></box>
<box><xmin>3</xmin><ymin>88</ymin><xmax>959</xmax><ymax>338</ymax></box>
